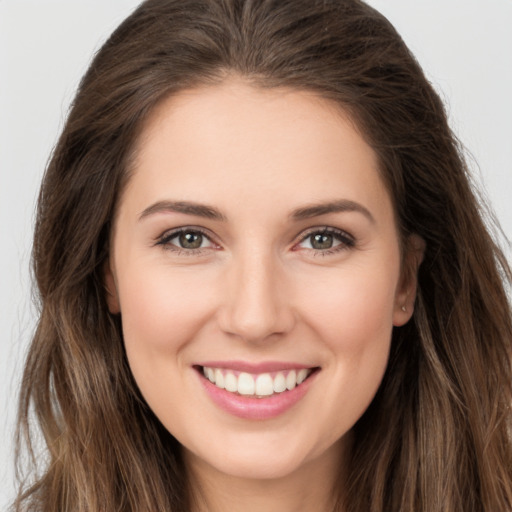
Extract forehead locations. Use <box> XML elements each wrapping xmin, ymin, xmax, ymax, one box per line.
<box><xmin>121</xmin><ymin>79</ymin><xmax>392</xmax><ymax>224</ymax></box>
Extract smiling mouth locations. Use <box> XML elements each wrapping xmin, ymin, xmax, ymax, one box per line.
<box><xmin>197</xmin><ymin>366</ymin><xmax>319</xmax><ymax>398</ymax></box>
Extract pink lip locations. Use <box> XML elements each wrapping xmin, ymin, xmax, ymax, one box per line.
<box><xmin>196</xmin><ymin>364</ymin><xmax>319</xmax><ymax>421</ymax></box>
<box><xmin>197</xmin><ymin>360</ymin><xmax>313</xmax><ymax>373</ymax></box>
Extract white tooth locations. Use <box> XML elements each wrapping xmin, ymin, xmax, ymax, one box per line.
<box><xmin>206</xmin><ymin>367</ymin><xmax>215</xmax><ymax>383</ymax></box>
<box><xmin>255</xmin><ymin>373</ymin><xmax>274</xmax><ymax>396</ymax></box>
<box><xmin>286</xmin><ymin>370</ymin><xmax>297</xmax><ymax>390</ymax></box>
<box><xmin>273</xmin><ymin>372</ymin><xmax>287</xmax><ymax>393</ymax></box>
<box><xmin>238</xmin><ymin>372</ymin><xmax>255</xmax><ymax>395</ymax></box>
<box><xmin>224</xmin><ymin>372</ymin><xmax>238</xmax><ymax>392</ymax></box>
<box><xmin>297</xmin><ymin>369</ymin><xmax>309</xmax><ymax>384</ymax></box>
<box><xmin>215</xmin><ymin>369</ymin><xmax>225</xmax><ymax>389</ymax></box>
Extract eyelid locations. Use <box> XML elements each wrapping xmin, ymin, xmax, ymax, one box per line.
<box><xmin>153</xmin><ymin>225</ymin><xmax>355</xmax><ymax>255</ymax></box>
<box><xmin>293</xmin><ymin>226</ymin><xmax>355</xmax><ymax>252</ymax></box>
<box><xmin>155</xmin><ymin>226</ymin><xmax>220</xmax><ymax>252</ymax></box>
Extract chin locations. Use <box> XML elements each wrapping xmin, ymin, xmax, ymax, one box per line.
<box><xmin>184</xmin><ymin>428</ymin><xmax>343</xmax><ymax>482</ymax></box>
<box><xmin>203</xmin><ymin>451</ymin><xmax>307</xmax><ymax>481</ymax></box>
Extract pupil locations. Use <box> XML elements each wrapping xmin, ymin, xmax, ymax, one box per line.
<box><xmin>312</xmin><ymin>233</ymin><xmax>333</xmax><ymax>250</ymax></box>
<box><xmin>179</xmin><ymin>232</ymin><xmax>202</xmax><ymax>249</ymax></box>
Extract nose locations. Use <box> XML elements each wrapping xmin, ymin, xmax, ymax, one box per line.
<box><xmin>217</xmin><ymin>251</ymin><xmax>295</xmax><ymax>344</ymax></box>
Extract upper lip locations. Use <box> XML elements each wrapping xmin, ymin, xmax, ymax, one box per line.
<box><xmin>196</xmin><ymin>360</ymin><xmax>317</xmax><ymax>374</ymax></box>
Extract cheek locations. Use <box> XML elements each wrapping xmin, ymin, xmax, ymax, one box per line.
<box><xmin>116</xmin><ymin>265</ymin><xmax>217</xmax><ymax>396</ymax></box>
<box><xmin>300</xmin><ymin>262</ymin><xmax>397</xmax><ymax>418</ymax></box>
<box><xmin>306</xmin><ymin>270</ymin><xmax>396</xmax><ymax>426</ymax></box>
<box><xmin>299</xmin><ymin>261</ymin><xmax>398</xmax><ymax>351</ymax></box>
<box><xmin>119</xmin><ymin>266</ymin><xmax>211</xmax><ymax>345</ymax></box>
<box><xmin>116</xmin><ymin>266</ymin><xmax>219</xmax><ymax>426</ymax></box>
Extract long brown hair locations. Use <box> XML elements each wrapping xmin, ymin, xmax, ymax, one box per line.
<box><xmin>14</xmin><ymin>0</ymin><xmax>512</xmax><ymax>510</ymax></box>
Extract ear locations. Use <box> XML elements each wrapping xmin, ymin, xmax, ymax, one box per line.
<box><xmin>103</xmin><ymin>258</ymin><xmax>120</xmax><ymax>314</ymax></box>
<box><xmin>393</xmin><ymin>234</ymin><xmax>425</xmax><ymax>326</ymax></box>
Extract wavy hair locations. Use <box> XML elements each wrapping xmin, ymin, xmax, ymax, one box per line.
<box><xmin>14</xmin><ymin>0</ymin><xmax>512</xmax><ymax>510</ymax></box>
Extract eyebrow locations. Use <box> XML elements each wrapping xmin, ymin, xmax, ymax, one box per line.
<box><xmin>138</xmin><ymin>198</ymin><xmax>375</xmax><ymax>224</ymax></box>
<box><xmin>139</xmin><ymin>200</ymin><xmax>227</xmax><ymax>221</ymax></box>
<box><xmin>290</xmin><ymin>200</ymin><xmax>375</xmax><ymax>224</ymax></box>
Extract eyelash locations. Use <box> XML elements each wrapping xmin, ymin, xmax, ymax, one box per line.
<box><xmin>294</xmin><ymin>227</ymin><xmax>355</xmax><ymax>256</ymax></box>
<box><xmin>155</xmin><ymin>227</ymin><xmax>218</xmax><ymax>256</ymax></box>
<box><xmin>155</xmin><ymin>226</ymin><xmax>355</xmax><ymax>256</ymax></box>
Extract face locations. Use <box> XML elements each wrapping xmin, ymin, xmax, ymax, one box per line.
<box><xmin>105</xmin><ymin>79</ymin><xmax>419</xmax><ymax>483</ymax></box>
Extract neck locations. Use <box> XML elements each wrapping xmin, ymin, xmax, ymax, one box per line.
<box><xmin>185</xmin><ymin>437</ymin><xmax>349</xmax><ymax>512</ymax></box>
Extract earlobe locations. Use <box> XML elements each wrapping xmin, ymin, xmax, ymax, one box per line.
<box><xmin>103</xmin><ymin>259</ymin><xmax>120</xmax><ymax>314</ymax></box>
<box><xmin>393</xmin><ymin>234</ymin><xmax>425</xmax><ymax>326</ymax></box>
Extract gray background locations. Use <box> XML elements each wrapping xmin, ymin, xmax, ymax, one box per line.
<box><xmin>1</xmin><ymin>0</ymin><xmax>511</xmax><ymax>507</ymax></box>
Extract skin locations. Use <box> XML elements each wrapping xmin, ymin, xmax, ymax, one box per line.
<box><xmin>105</xmin><ymin>79</ymin><xmax>422</xmax><ymax>512</ymax></box>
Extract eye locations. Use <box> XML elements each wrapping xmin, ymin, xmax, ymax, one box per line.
<box><xmin>296</xmin><ymin>228</ymin><xmax>354</xmax><ymax>253</ymax></box>
<box><xmin>156</xmin><ymin>228</ymin><xmax>217</xmax><ymax>252</ymax></box>
<box><xmin>176</xmin><ymin>231</ymin><xmax>207</xmax><ymax>249</ymax></box>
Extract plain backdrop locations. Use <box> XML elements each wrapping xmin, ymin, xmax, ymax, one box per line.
<box><xmin>1</xmin><ymin>0</ymin><xmax>511</xmax><ymax>507</ymax></box>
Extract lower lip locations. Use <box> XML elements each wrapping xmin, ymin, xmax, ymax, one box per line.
<box><xmin>197</xmin><ymin>370</ymin><xmax>318</xmax><ymax>420</ymax></box>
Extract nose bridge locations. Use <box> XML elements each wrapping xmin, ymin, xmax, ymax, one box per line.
<box><xmin>219</xmin><ymin>247</ymin><xmax>293</xmax><ymax>342</ymax></box>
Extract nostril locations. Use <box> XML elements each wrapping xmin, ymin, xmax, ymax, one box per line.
<box><xmin>217</xmin><ymin>305</ymin><xmax>295</xmax><ymax>343</ymax></box>
<box><xmin>216</xmin><ymin>266</ymin><xmax>296</xmax><ymax>342</ymax></box>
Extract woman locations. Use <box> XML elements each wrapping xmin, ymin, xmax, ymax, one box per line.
<box><xmin>13</xmin><ymin>0</ymin><xmax>512</xmax><ymax>511</ymax></box>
